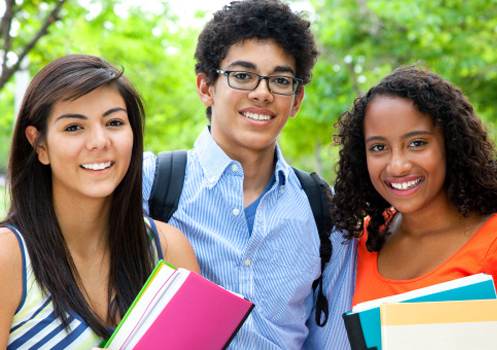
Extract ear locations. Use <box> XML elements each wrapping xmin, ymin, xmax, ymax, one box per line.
<box><xmin>196</xmin><ymin>73</ymin><xmax>214</xmax><ymax>107</ymax></box>
<box><xmin>289</xmin><ymin>87</ymin><xmax>305</xmax><ymax>118</ymax></box>
<box><xmin>25</xmin><ymin>126</ymin><xmax>50</xmax><ymax>165</ymax></box>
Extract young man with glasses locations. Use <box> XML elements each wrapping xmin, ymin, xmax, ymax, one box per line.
<box><xmin>143</xmin><ymin>0</ymin><xmax>356</xmax><ymax>348</ymax></box>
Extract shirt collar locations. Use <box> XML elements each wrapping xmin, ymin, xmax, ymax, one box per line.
<box><xmin>195</xmin><ymin>126</ymin><xmax>234</xmax><ymax>188</ymax></box>
<box><xmin>195</xmin><ymin>125</ymin><xmax>291</xmax><ymax>187</ymax></box>
<box><xmin>273</xmin><ymin>142</ymin><xmax>290</xmax><ymax>186</ymax></box>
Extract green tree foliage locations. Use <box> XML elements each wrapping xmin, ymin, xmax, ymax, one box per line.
<box><xmin>2</xmin><ymin>0</ymin><xmax>497</xmax><ymax>182</ymax></box>
<box><xmin>284</xmin><ymin>0</ymin><xmax>497</xmax><ymax>180</ymax></box>
<box><xmin>0</xmin><ymin>0</ymin><xmax>67</xmax><ymax>90</ymax></box>
<box><xmin>1</xmin><ymin>0</ymin><xmax>69</xmax><ymax>170</ymax></box>
<box><xmin>30</xmin><ymin>0</ymin><xmax>205</xmax><ymax>152</ymax></box>
<box><xmin>0</xmin><ymin>0</ymin><xmax>205</xmax><ymax>167</ymax></box>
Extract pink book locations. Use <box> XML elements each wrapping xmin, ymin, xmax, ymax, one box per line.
<box><xmin>104</xmin><ymin>261</ymin><xmax>254</xmax><ymax>350</ymax></box>
<box><xmin>134</xmin><ymin>272</ymin><xmax>253</xmax><ymax>349</ymax></box>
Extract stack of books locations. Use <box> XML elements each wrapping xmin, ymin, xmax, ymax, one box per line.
<box><xmin>103</xmin><ymin>260</ymin><xmax>254</xmax><ymax>350</ymax></box>
<box><xmin>342</xmin><ymin>273</ymin><xmax>497</xmax><ymax>350</ymax></box>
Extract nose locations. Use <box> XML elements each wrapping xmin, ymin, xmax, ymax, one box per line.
<box><xmin>386</xmin><ymin>149</ymin><xmax>411</xmax><ymax>175</ymax></box>
<box><xmin>248</xmin><ymin>77</ymin><xmax>274</xmax><ymax>103</ymax></box>
<box><xmin>87</xmin><ymin>126</ymin><xmax>110</xmax><ymax>150</ymax></box>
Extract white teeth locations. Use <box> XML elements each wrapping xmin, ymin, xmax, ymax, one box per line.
<box><xmin>81</xmin><ymin>161</ymin><xmax>112</xmax><ymax>170</ymax></box>
<box><xmin>242</xmin><ymin>112</ymin><xmax>272</xmax><ymax>121</ymax></box>
<box><xmin>391</xmin><ymin>178</ymin><xmax>422</xmax><ymax>190</ymax></box>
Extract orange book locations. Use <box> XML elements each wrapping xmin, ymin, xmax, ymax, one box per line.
<box><xmin>381</xmin><ymin>299</ymin><xmax>497</xmax><ymax>350</ymax></box>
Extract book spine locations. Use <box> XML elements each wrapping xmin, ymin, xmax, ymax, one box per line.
<box><xmin>342</xmin><ymin>312</ymin><xmax>378</xmax><ymax>350</ymax></box>
<box><xmin>380</xmin><ymin>304</ymin><xmax>387</xmax><ymax>350</ymax></box>
<box><xmin>221</xmin><ymin>303</ymin><xmax>255</xmax><ymax>350</ymax></box>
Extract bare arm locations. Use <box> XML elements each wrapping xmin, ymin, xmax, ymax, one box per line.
<box><xmin>154</xmin><ymin>220</ymin><xmax>200</xmax><ymax>274</ymax></box>
<box><xmin>0</xmin><ymin>228</ymin><xmax>23</xmax><ymax>348</ymax></box>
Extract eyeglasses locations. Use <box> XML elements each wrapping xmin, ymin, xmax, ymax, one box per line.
<box><xmin>215</xmin><ymin>69</ymin><xmax>303</xmax><ymax>96</ymax></box>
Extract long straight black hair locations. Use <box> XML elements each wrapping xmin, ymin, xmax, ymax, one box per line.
<box><xmin>2</xmin><ymin>54</ymin><xmax>155</xmax><ymax>337</ymax></box>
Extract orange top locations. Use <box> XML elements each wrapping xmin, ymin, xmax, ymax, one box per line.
<box><xmin>352</xmin><ymin>214</ymin><xmax>497</xmax><ymax>307</ymax></box>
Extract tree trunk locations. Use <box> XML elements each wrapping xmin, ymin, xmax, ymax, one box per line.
<box><xmin>0</xmin><ymin>0</ymin><xmax>67</xmax><ymax>90</ymax></box>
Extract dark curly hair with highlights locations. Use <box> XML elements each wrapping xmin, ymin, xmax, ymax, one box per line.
<box><xmin>194</xmin><ymin>0</ymin><xmax>318</xmax><ymax>119</ymax></box>
<box><xmin>332</xmin><ymin>65</ymin><xmax>497</xmax><ymax>252</ymax></box>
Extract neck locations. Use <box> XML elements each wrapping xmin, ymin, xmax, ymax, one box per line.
<box><xmin>242</xmin><ymin>152</ymin><xmax>275</xmax><ymax>207</ymax></box>
<box><xmin>395</xmin><ymin>196</ymin><xmax>465</xmax><ymax>237</ymax></box>
<box><xmin>222</xmin><ymin>144</ymin><xmax>276</xmax><ymax>208</ymax></box>
<box><xmin>209</xmin><ymin>125</ymin><xmax>278</xmax><ymax>207</ymax></box>
<box><xmin>52</xmin><ymin>192</ymin><xmax>112</xmax><ymax>257</ymax></box>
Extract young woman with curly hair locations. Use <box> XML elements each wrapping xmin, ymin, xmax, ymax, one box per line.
<box><xmin>333</xmin><ymin>65</ymin><xmax>497</xmax><ymax>306</ymax></box>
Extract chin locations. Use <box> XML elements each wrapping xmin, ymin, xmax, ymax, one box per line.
<box><xmin>85</xmin><ymin>188</ymin><xmax>117</xmax><ymax>200</ymax></box>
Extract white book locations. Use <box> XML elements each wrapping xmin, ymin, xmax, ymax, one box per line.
<box><xmin>380</xmin><ymin>299</ymin><xmax>497</xmax><ymax>350</ymax></box>
<box><xmin>353</xmin><ymin>273</ymin><xmax>494</xmax><ymax>312</ymax></box>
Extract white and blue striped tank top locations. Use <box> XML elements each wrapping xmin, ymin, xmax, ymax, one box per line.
<box><xmin>8</xmin><ymin>218</ymin><xmax>162</xmax><ymax>349</ymax></box>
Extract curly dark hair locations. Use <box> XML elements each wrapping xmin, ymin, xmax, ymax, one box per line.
<box><xmin>332</xmin><ymin>65</ymin><xmax>497</xmax><ymax>252</ymax></box>
<box><xmin>194</xmin><ymin>0</ymin><xmax>318</xmax><ymax>119</ymax></box>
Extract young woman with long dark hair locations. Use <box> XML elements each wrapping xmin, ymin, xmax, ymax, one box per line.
<box><xmin>0</xmin><ymin>54</ymin><xmax>199</xmax><ymax>349</ymax></box>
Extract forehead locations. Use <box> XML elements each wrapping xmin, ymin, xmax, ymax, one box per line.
<box><xmin>48</xmin><ymin>85</ymin><xmax>126</xmax><ymax>122</ymax></box>
<box><xmin>221</xmin><ymin>39</ymin><xmax>296</xmax><ymax>72</ymax></box>
<box><xmin>54</xmin><ymin>85</ymin><xmax>124</xmax><ymax>110</ymax></box>
<box><xmin>364</xmin><ymin>96</ymin><xmax>438</xmax><ymax>138</ymax></box>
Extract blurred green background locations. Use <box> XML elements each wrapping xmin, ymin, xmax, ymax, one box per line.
<box><xmin>1</xmin><ymin>0</ymin><xmax>497</xmax><ymax>219</ymax></box>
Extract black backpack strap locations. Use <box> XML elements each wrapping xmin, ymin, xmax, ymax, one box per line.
<box><xmin>292</xmin><ymin>167</ymin><xmax>333</xmax><ymax>327</ymax></box>
<box><xmin>148</xmin><ymin>150</ymin><xmax>188</xmax><ymax>223</ymax></box>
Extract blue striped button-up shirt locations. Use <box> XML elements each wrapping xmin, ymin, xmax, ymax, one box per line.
<box><xmin>143</xmin><ymin>127</ymin><xmax>356</xmax><ymax>349</ymax></box>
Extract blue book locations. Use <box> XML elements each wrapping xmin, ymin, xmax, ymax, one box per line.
<box><xmin>342</xmin><ymin>274</ymin><xmax>497</xmax><ymax>350</ymax></box>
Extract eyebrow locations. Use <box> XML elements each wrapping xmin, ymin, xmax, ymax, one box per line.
<box><xmin>365</xmin><ymin>131</ymin><xmax>433</xmax><ymax>143</ymax></box>
<box><xmin>55</xmin><ymin>107</ymin><xmax>127</xmax><ymax>122</ymax></box>
<box><xmin>227</xmin><ymin>60</ymin><xmax>296</xmax><ymax>75</ymax></box>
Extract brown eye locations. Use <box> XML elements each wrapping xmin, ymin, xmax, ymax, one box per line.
<box><xmin>232</xmin><ymin>72</ymin><xmax>255</xmax><ymax>81</ymax></box>
<box><xmin>370</xmin><ymin>144</ymin><xmax>386</xmax><ymax>152</ymax></box>
<box><xmin>107</xmin><ymin>119</ymin><xmax>124</xmax><ymax>127</ymax></box>
<box><xmin>65</xmin><ymin>124</ymin><xmax>82</xmax><ymax>132</ymax></box>
<box><xmin>410</xmin><ymin>140</ymin><xmax>427</xmax><ymax>148</ymax></box>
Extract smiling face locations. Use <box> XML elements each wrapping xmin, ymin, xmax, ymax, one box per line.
<box><xmin>364</xmin><ymin>96</ymin><xmax>447</xmax><ymax>215</ymax></box>
<box><xmin>27</xmin><ymin>84</ymin><xmax>134</xmax><ymax>203</ymax></box>
<box><xmin>197</xmin><ymin>39</ymin><xmax>304</xmax><ymax>159</ymax></box>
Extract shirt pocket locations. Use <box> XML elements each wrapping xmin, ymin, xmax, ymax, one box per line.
<box><xmin>257</xmin><ymin>248</ymin><xmax>321</xmax><ymax>325</ymax></box>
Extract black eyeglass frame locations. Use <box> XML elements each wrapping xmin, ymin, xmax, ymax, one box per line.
<box><xmin>215</xmin><ymin>69</ymin><xmax>303</xmax><ymax>96</ymax></box>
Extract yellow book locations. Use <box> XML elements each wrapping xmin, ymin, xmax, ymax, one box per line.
<box><xmin>380</xmin><ymin>299</ymin><xmax>497</xmax><ymax>350</ymax></box>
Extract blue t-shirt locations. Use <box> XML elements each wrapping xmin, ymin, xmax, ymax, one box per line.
<box><xmin>244</xmin><ymin>175</ymin><xmax>276</xmax><ymax>234</ymax></box>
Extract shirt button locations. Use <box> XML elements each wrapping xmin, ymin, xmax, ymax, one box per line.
<box><xmin>232</xmin><ymin>164</ymin><xmax>238</xmax><ymax>172</ymax></box>
<box><xmin>233</xmin><ymin>208</ymin><xmax>240</xmax><ymax>216</ymax></box>
<box><xmin>244</xmin><ymin>258</ymin><xmax>251</xmax><ymax>266</ymax></box>
<box><xmin>209</xmin><ymin>177</ymin><xmax>215</xmax><ymax>183</ymax></box>
<box><xmin>280</xmin><ymin>187</ymin><xmax>285</xmax><ymax>194</ymax></box>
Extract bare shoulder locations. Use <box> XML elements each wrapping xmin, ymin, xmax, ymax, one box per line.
<box><xmin>0</xmin><ymin>227</ymin><xmax>23</xmax><ymax>270</ymax></box>
<box><xmin>153</xmin><ymin>220</ymin><xmax>200</xmax><ymax>274</ymax></box>
<box><xmin>0</xmin><ymin>227</ymin><xmax>24</xmax><ymax>347</ymax></box>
